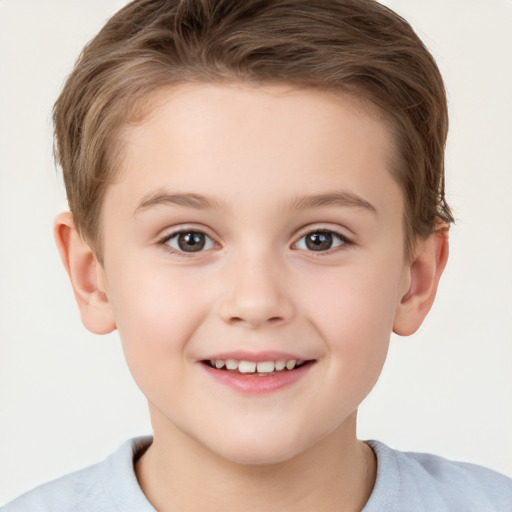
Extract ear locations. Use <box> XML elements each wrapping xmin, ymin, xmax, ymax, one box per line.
<box><xmin>393</xmin><ymin>225</ymin><xmax>449</xmax><ymax>336</ymax></box>
<box><xmin>54</xmin><ymin>212</ymin><xmax>116</xmax><ymax>335</ymax></box>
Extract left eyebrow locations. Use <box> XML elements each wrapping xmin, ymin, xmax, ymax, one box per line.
<box><xmin>289</xmin><ymin>191</ymin><xmax>377</xmax><ymax>215</ymax></box>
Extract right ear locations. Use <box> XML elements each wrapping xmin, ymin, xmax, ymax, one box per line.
<box><xmin>54</xmin><ymin>212</ymin><xmax>116</xmax><ymax>335</ymax></box>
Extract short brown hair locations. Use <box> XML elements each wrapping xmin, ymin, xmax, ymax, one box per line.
<box><xmin>53</xmin><ymin>0</ymin><xmax>454</xmax><ymax>260</ymax></box>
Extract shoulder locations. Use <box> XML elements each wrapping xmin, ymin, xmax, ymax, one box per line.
<box><xmin>364</xmin><ymin>440</ymin><xmax>512</xmax><ymax>512</ymax></box>
<box><xmin>1</xmin><ymin>437</ymin><xmax>154</xmax><ymax>512</ymax></box>
<box><xmin>1</xmin><ymin>461</ymin><xmax>108</xmax><ymax>512</ymax></box>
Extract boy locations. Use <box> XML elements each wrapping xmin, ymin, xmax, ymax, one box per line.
<box><xmin>3</xmin><ymin>0</ymin><xmax>511</xmax><ymax>510</ymax></box>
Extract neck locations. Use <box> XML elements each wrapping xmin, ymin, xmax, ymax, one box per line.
<box><xmin>135</xmin><ymin>412</ymin><xmax>376</xmax><ymax>512</ymax></box>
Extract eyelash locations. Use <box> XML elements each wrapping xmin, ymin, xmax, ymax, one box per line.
<box><xmin>293</xmin><ymin>228</ymin><xmax>353</xmax><ymax>254</ymax></box>
<box><xmin>157</xmin><ymin>227</ymin><xmax>353</xmax><ymax>256</ymax></box>
<box><xmin>158</xmin><ymin>229</ymin><xmax>217</xmax><ymax>256</ymax></box>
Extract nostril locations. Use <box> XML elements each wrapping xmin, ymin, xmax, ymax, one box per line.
<box><xmin>228</xmin><ymin>315</ymin><xmax>284</xmax><ymax>328</ymax></box>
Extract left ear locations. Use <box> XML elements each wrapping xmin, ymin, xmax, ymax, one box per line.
<box><xmin>393</xmin><ymin>225</ymin><xmax>449</xmax><ymax>336</ymax></box>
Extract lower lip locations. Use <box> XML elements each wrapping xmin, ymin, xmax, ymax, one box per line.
<box><xmin>200</xmin><ymin>363</ymin><xmax>314</xmax><ymax>394</ymax></box>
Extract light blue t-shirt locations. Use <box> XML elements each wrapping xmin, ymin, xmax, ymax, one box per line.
<box><xmin>2</xmin><ymin>437</ymin><xmax>512</xmax><ymax>511</ymax></box>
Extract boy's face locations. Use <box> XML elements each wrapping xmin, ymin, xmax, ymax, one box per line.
<box><xmin>97</xmin><ymin>83</ymin><xmax>412</xmax><ymax>464</ymax></box>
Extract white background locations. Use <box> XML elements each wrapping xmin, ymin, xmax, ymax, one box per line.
<box><xmin>1</xmin><ymin>0</ymin><xmax>511</xmax><ymax>504</ymax></box>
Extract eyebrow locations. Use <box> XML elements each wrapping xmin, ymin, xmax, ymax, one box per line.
<box><xmin>289</xmin><ymin>191</ymin><xmax>377</xmax><ymax>215</ymax></box>
<box><xmin>134</xmin><ymin>190</ymin><xmax>377</xmax><ymax>215</ymax></box>
<box><xmin>134</xmin><ymin>191</ymin><xmax>225</xmax><ymax>214</ymax></box>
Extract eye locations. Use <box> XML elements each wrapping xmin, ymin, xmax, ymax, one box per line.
<box><xmin>164</xmin><ymin>230</ymin><xmax>216</xmax><ymax>253</ymax></box>
<box><xmin>294</xmin><ymin>230</ymin><xmax>349</xmax><ymax>252</ymax></box>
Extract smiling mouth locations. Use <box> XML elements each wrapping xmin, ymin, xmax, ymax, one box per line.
<box><xmin>202</xmin><ymin>359</ymin><xmax>314</xmax><ymax>376</ymax></box>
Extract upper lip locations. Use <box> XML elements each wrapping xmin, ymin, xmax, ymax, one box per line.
<box><xmin>199</xmin><ymin>350</ymin><xmax>315</xmax><ymax>363</ymax></box>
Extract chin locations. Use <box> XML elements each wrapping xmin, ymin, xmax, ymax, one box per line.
<box><xmin>219</xmin><ymin>445</ymin><xmax>302</xmax><ymax>466</ymax></box>
<box><xmin>204</xmin><ymin>427</ymin><xmax>314</xmax><ymax>466</ymax></box>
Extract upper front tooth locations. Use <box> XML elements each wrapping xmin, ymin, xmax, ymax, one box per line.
<box><xmin>285</xmin><ymin>359</ymin><xmax>297</xmax><ymax>370</ymax></box>
<box><xmin>275</xmin><ymin>360</ymin><xmax>286</xmax><ymax>371</ymax></box>
<box><xmin>225</xmin><ymin>359</ymin><xmax>238</xmax><ymax>370</ymax></box>
<box><xmin>238</xmin><ymin>360</ymin><xmax>257</xmax><ymax>373</ymax></box>
<box><xmin>256</xmin><ymin>361</ymin><xmax>275</xmax><ymax>373</ymax></box>
<box><xmin>215</xmin><ymin>360</ymin><xmax>225</xmax><ymax>369</ymax></box>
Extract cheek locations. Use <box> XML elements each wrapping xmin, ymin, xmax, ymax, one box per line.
<box><xmin>300</xmin><ymin>256</ymin><xmax>404</xmax><ymax>383</ymax></box>
<box><xmin>106</xmin><ymin>262</ymin><xmax>209</xmax><ymax>380</ymax></box>
<box><xmin>304</xmin><ymin>258</ymin><xmax>402</xmax><ymax>332</ymax></box>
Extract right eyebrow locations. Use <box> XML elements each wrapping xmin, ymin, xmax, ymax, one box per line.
<box><xmin>133</xmin><ymin>191</ymin><xmax>225</xmax><ymax>215</ymax></box>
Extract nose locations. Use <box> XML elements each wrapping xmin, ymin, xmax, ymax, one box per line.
<box><xmin>218</xmin><ymin>252</ymin><xmax>295</xmax><ymax>329</ymax></box>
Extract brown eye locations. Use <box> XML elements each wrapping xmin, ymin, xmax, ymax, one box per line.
<box><xmin>306</xmin><ymin>232</ymin><xmax>333</xmax><ymax>251</ymax></box>
<box><xmin>295</xmin><ymin>230</ymin><xmax>348</xmax><ymax>252</ymax></box>
<box><xmin>165</xmin><ymin>231</ymin><xmax>214</xmax><ymax>253</ymax></box>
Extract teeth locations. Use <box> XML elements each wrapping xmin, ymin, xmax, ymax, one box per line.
<box><xmin>285</xmin><ymin>360</ymin><xmax>297</xmax><ymax>370</ymax></box>
<box><xmin>238</xmin><ymin>360</ymin><xmax>257</xmax><ymax>373</ymax></box>
<box><xmin>256</xmin><ymin>361</ymin><xmax>275</xmax><ymax>373</ymax></box>
<box><xmin>225</xmin><ymin>359</ymin><xmax>238</xmax><ymax>370</ymax></box>
<box><xmin>209</xmin><ymin>358</ymin><xmax>304</xmax><ymax>373</ymax></box>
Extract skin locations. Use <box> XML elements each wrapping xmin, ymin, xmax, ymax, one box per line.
<box><xmin>55</xmin><ymin>83</ymin><xmax>448</xmax><ymax>512</ymax></box>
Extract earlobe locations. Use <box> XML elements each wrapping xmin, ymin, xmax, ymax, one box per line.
<box><xmin>54</xmin><ymin>212</ymin><xmax>116</xmax><ymax>335</ymax></box>
<box><xmin>393</xmin><ymin>225</ymin><xmax>449</xmax><ymax>336</ymax></box>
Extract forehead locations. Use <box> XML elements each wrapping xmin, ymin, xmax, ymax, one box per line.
<box><xmin>109</xmin><ymin>82</ymin><xmax>402</xmax><ymax>218</ymax></box>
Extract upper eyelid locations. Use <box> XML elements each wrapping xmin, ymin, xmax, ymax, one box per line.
<box><xmin>158</xmin><ymin>229</ymin><xmax>218</xmax><ymax>256</ymax></box>
<box><xmin>289</xmin><ymin>231</ymin><xmax>354</xmax><ymax>257</ymax></box>
<box><xmin>157</xmin><ymin>225</ymin><xmax>217</xmax><ymax>243</ymax></box>
<box><xmin>298</xmin><ymin>232</ymin><xmax>349</xmax><ymax>244</ymax></box>
<box><xmin>292</xmin><ymin>226</ymin><xmax>354</xmax><ymax>244</ymax></box>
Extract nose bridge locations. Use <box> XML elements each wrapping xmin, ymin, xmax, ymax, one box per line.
<box><xmin>218</xmin><ymin>245</ymin><xmax>294</xmax><ymax>328</ymax></box>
